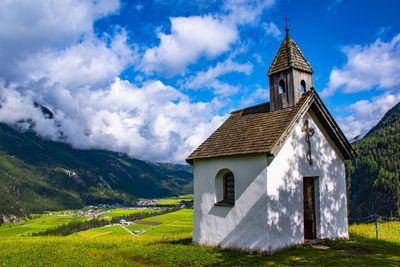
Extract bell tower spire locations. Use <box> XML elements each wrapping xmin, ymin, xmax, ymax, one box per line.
<box><xmin>267</xmin><ymin>21</ymin><xmax>314</xmax><ymax>111</ymax></box>
<box><xmin>284</xmin><ymin>15</ymin><xmax>290</xmax><ymax>38</ymax></box>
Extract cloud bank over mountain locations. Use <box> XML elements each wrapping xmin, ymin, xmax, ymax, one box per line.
<box><xmin>0</xmin><ymin>0</ymin><xmax>272</xmax><ymax>162</ymax></box>
<box><xmin>0</xmin><ymin>0</ymin><xmax>398</xmax><ymax>162</ymax></box>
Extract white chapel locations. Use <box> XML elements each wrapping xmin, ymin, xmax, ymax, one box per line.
<box><xmin>186</xmin><ymin>26</ymin><xmax>356</xmax><ymax>252</ymax></box>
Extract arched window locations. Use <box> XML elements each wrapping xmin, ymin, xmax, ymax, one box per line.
<box><xmin>301</xmin><ymin>80</ymin><xmax>306</xmax><ymax>92</ymax></box>
<box><xmin>279</xmin><ymin>80</ymin><xmax>285</xmax><ymax>94</ymax></box>
<box><xmin>215</xmin><ymin>170</ymin><xmax>235</xmax><ymax>206</ymax></box>
<box><xmin>223</xmin><ymin>172</ymin><xmax>235</xmax><ymax>204</ymax></box>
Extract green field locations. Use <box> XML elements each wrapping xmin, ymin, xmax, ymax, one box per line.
<box><xmin>99</xmin><ymin>208</ymin><xmax>157</xmax><ymax>218</ymax></box>
<box><xmin>0</xmin><ymin>208</ymin><xmax>161</xmax><ymax>238</ymax></box>
<box><xmin>128</xmin><ymin>208</ymin><xmax>192</xmax><ymax>235</ymax></box>
<box><xmin>77</xmin><ymin>209</ymin><xmax>193</xmax><ymax>237</ymax></box>
<box><xmin>0</xmin><ymin>214</ymin><xmax>89</xmax><ymax>237</ymax></box>
<box><xmin>155</xmin><ymin>194</ymin><xmax>193</xmax><ymax>205</ymax></box>
<box><xmin>1</xmin><ymin>209</ymin><xmax>400</xmax><ymax>266</ymax></box>
<box><xmin>77</xmin><ymin>225</ymin><xmax>131</xmax><ymax>238</ymax></box>
<box><xmin>349</xmin><ymin>222</ymin><xmax>400</xmax><ymax>242</ymax></box>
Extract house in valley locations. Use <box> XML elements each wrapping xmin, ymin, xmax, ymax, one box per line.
<box><xmin>186</xmin><ymin>26</ymin><xmax>356</xmax><ymax>252</ymax></box>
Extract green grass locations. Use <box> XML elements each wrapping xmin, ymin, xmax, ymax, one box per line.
<box><xmin>140</xmin><ymin>209</ymin><xmax>193</xmax><ymax>235</ymax></box>
<box><xmin>1</xmin><ymin>209</ymin><xmax>400</xmax><ymax>266</ymax></box>
<box><xmin>140</xmin><ymin>208</ymin><xmax>192</xmax><ymax>222</ymax></box>
<box><xmin>0</xmin><ymin>208</ymin><xmax>162</xmax><ymax>238</ymax></box>
<box><xmin>155</xmin><ymin>194</ymin><xmax>193</xmax><ymax>205</ymax></box>
<box><xmin>1</xmin><ymin>231</ymin><xmax>400</xmax><ymax>266</ymax></box>
<box><xmin>0</xmin><ymin>214</ymin><xmax>89</xmax><ymax>237</ymax></box>
<box><xmin>99</xmin><ymin>208</ymin><xmax>156</xmax><ymax>218</ymax></box>
<box><xmin>77</xmin><ymin>225</ymin><xmax>130</xmax><ymax>238</ymax></box>
<box><xmin>348</xmin><ymin>222</ymin><xmax>400</xmax><ymax>242</ymax></box>
<box><xmin>78</xmin><ymin>209</ymin><xmax>193</xmax><ymax>237</ymax></box>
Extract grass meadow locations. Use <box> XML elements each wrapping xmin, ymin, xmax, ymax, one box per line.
<box><xmin>100</xmin><ymin>208</ymin><xmax>157</xmax><ymax>218</ymax></box>
<box><xmin>1</xmin><ymin>209</ymin><xmax>400</xmax><ymax>266</ymax></box>
<box><xmin>77</xmin><ymin>209</ymin><xmax>193</xmax><ymax>237</ymax></box>
<box><xmin>0</xmin><ymin>214</ymin><xmax>89</xmax><ymax>237</ymax></box>
<box><xmin>154</xmin><ymin>194</ymin><xmax>193</xmax><ymax>205</ymax></box>
<box><xmin>348</xmin><ymin>222</ymin><xmax>400</xmax><ymax>242</ymax></box>
<box><xmin>0</xmin><ymin>208</ymin><xmax>161</xmax><ymax>238</ymax></box>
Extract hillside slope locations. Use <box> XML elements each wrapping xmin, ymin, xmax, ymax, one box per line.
<box><xmin>346</xmin><ymin>102</ymin><xmax>400</xmax><ymax>217</ymax></box>
<box><xmin>0</xmin><ymin>123</ymin><xmax>192</xmax><ymax>222</ymax></box>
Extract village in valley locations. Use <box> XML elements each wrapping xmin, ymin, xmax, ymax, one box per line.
<box><xmin>44</xmin><ymin>201</ymin><xmax>175</xmax><ymax>235</ymax></box>
<box><xmin>48</xmin><ymin>202</ymin><xmax>166</xmax><ymax>218</ymax></box>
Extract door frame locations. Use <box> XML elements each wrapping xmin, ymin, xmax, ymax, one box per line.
<box><xmin>303</xmin><ymin>176</ymin><xmax>318</xmax><ymax>240</ymax></box>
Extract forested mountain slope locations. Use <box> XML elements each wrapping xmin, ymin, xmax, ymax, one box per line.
<box><xmin>0</xmin><ymin>123</ymin><xmax>192</xmax><ymax>223</ymax></box>
<box><xmin>346</xmin><ymin>102</ymin><xmax>400</xmax><ymax>217</ymax></box>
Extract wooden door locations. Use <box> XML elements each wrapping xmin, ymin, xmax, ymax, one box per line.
<box><xmin>303</xmin><ymin>177</ymin><xmax>316</xmax><ymax>240</ymax></box>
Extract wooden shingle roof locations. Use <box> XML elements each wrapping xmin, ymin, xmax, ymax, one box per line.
<box><xmin>267</xmin><ymin>34</ymin><xmax>313</xmax><ymax>76</ymax></box>
<box><xmin>186</xmin><ymin>89</ymin><xmax>355</xmax><ymax>164</ymax></box>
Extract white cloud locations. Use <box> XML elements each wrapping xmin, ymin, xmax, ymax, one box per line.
<box><xmin>337</xmin><ymin>92</ymin><xmax>400</xmax><ymax>140</ymax></box>
<box><xmin>241</xmin><ymin>87</ymin><xmax>268</xmax><ymax>106</ymax></box>
<box><xmin>83</xmin><ymin>79</ymin><xmax>226</xmax><ymax>162</ymax></box>
<box><xmin>139</xmin><ymin>0</ymin><xmax>276</xmax><ymax>77</ymax></box>
<box><xmin>262</xmin><ymin>22</ymin><xmax>282</xmax><ymax>39</ymax></box>
<box><xmin>0</xmin><ymin>0</ymin><xmax>229</xmax><ymax>163</ymax></box>
<box><xmin>183</xmin><ymin>59</ymin><xmax>252</xmax><ymax>96</ymax></box>
<box><xmin>140</xmin><ymin>15</ymin><xmax>238</xmax><ymax>76</ymax></box>
<box><xmin>20</xmin><ymin>30</ymin><xmax>137</xmax><ymax>90</ymax></box>
<box><xmin>322</xmin><ymin>34</ymin><xmax>400</xmax><ymax>97</ymax></box>
<box><xmin>223</xmin><ymin>0</ymin><xmax>275</xmax><ymax>25</ymax></box>
<box><xmin>0</xmin><ymin>78</ymin><xmax>226</xmax><ymax>162</ymax></box>
<box><xmin>0</xmin><ymin>0</ymin><xmax>120</xmax><ymax>81</ymax></box>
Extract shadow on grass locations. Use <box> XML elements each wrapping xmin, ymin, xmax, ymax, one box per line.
<box><xmin>156</xmin><ymin>236</ymin><xmax>192</xmax><ymax>245</ymax></box>
<box><xmin>158</xmin><ymin>235</ymin><xmax>400</xmax><ymax>266</ymax></box>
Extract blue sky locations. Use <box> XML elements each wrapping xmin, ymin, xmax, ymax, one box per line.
<box><xmin>0</xmin><ymin>0</ymin><xmax>399</xmax><ymax>162</ymax></box>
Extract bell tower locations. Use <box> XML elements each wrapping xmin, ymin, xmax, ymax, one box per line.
<box><xmin>267</xmin><ymin>25</ymin><xmax>314</xmax><ymax>111</ymax></box>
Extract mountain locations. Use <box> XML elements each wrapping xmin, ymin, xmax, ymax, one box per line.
<box><xmin>346</xmin><ymin>102</ymin><xmax>400</xmax><ymax>217</ymax></box>
<box><xmin>0</xmin><ymin>122</ymin><xmax>193</xmax><ymax>223</ymax></box>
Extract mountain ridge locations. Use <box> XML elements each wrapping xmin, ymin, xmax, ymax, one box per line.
<box><xmin>346</xmin><ymin>101</ymin><xmax>400</xmax><ymax>217</ymax></box>
<box><xmin>0</xmin><ymin>122</ymin><xmax>193</xmax><ymax>223</ymax></box>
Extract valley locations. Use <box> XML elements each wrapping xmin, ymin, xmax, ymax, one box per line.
<box><xmin>0</xmin><ymin>195</ymin><xmax>192</xmax><ymax>237</ymax></box>
<box><xmin>0</xmin><ymin>122</ymin><xmax>193</xmax><ymax>222</ymax></box>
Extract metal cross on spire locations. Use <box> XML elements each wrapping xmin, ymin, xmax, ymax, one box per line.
<box><xmin>284</xmin><ymin>15</ymin><xmax>289</xmax><ymax>28</ymax></box>
<box><xmin>284</xmin><ymin>15</ymin><xmax>290</xmax><ymax>37</ymax></box>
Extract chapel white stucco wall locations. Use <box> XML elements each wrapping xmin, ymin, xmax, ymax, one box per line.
<box><xmin>265</xmin><ymin>112</ymin><xmax>348</xmax><ymax>251</ymax></box>
<box><xmin>193</xmin><ymin>155</ymin><xmax>270</xmax><ymax>251</ymax></box>
<box><xmin>192</xmin><ymin>111</ymin><xmax>349</xmax><ymax>252</ymax></box>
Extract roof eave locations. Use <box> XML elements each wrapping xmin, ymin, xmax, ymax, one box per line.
<box><xmin>267</xmin><ymin>66</ymin><xmax>314</xmax><ymax>76</ymax></box>
<box><xmin>269</xmin><ymin>89</ymin><xmax>356</xmax><ymax>160</ymax></box>
<box><xmin>186</xmin><ymin>151</ymin><xmax>270</xmax><ymax>165</ymax></box>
